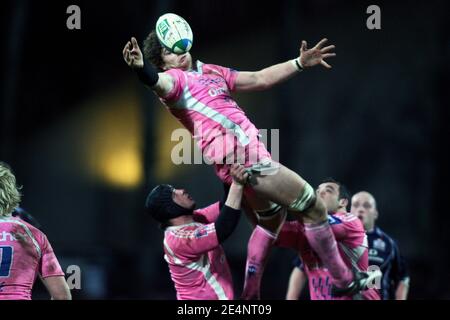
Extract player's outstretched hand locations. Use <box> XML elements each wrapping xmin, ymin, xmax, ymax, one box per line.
<box><xmin>299</xmin><ymin>38</ymin><xmax>336</xmax><ymax>69</ymax></box>
<box><xmin>230</xmin><ymin>164</ymin><xmax>249</xmax><ymax>186</ymax></box>
<box><xmin>123</xmin><ymin>37</ymin><xmax>144</xmax><ymax>69</ymax></box>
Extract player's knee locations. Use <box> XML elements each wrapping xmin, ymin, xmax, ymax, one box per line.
<box><xmin>288</xmin><ymin>183</ymin><xmax>327</xmax><ymax>222</ymax></box>
<box><xmin>305</xmin><ymin>197</ymin><xmax>327</xmax><ymax>222</ymax></box>
<box><xmin>255</xmin><ymin>203</ymin><xmax>286</xmax><ymax>232</ymax></box>
<box><xmin>255</xmin><ymin>202</ymin><xmax>283</xmax><ymax>220</ymax></box>
<box><xmin>288</xmin><ymin>182</ymin><xmax>316</xmax><ymax>212</ymax></box>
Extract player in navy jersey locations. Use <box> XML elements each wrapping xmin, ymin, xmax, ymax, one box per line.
<box><xmin>351</xmin><ymin>191</ymin><xmax>410</xmax><ymax>300</ymax></box>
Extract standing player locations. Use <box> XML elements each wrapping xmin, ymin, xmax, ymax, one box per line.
<box><xmin>123</xmin><ymin>23</ymin><xmax>359</xmax><ymax>296</ymax></box>
<box><xmin>0</xmin><ymin>162</ymin><xmax>71</xmax><ymax>300</ymax></box>
<box><xmin>279</xmin><ymin>179</ymin><xmax>381</xmax><ymax>300</ymax></box>
<box><xmin>144</xmin><ymin>164</ymin><xmax>247</xmax><ymax>300</ymax></box>
<box><xmin>351</xmin><ymin>191</ymin><xmax>410</xmax><ymax>300</ymax></box>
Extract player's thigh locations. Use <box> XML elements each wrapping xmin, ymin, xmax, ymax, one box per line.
<box><xmin>250</xmin><ymin>163</ymin><xmax>306</xmax><ymax>206</ymax></box>
<box><xmin>243</xmin><ymin>187</ymin><xmax>286</xmax><ymax>233</ymax></box>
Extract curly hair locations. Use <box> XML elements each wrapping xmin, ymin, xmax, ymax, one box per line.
<box><xmin>0</xmin><ymin>162</ymin><xmax>22</xmax><ymax>217</ymax></box>
<box><xmin>143</xmin><ymin>30</ymin><xmax>164</xmax><ymax>70</ymax></box>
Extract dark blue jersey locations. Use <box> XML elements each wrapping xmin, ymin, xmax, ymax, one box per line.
<box><xmin>367</xmin><ymin>227</ymin><xmax>409</xmax><ymax>299</ymax></box>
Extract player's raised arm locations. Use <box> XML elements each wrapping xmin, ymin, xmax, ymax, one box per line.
<box><xmin>234</xmin><ymin>38</ymin><xmax>336</xmax><ymax>92</ymax></box>
<box><xmin>122</xmin><ymin>37</ymin><xmax>174</xmax><ymax>97</ymax></box>
<box><xmin>214</xmin><ymin>164</ymin><xmax>248</xmax><ymax>243</ymax></box>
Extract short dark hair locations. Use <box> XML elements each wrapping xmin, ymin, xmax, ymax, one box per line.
<box><xmin>142</xmin><ymin>30</ymin><xmax>164</xmax><ymax>70</ymax></box>
<box><xmin>320</xmin><ymin>177</ymin><xmax>350</xmax><ymax>201</ymax></box>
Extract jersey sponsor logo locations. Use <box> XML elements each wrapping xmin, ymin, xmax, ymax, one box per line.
<box><xmin>373</xmin><ymin>238</ymin><xmax>386</xmax><ymax>251</ymax></box>
<box><xmin>208</xmin><ymin>87</ymin><xmax>228</xmax><ymax>97</ymax></box>
<box><xmin>327</xmin><ymin>215</ymin><xmax>342</xmax><ymax>225</ymax></box>
<box><xmin>0</xmin><ymin>231</ymin><xmax>17</xmax><ymax>242</ymax></box>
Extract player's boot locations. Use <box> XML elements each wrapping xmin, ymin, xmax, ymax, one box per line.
<box><xmin>331</xmin><ymin>269</ymin><xmax>382</xmax><ymax>297</ymax></box>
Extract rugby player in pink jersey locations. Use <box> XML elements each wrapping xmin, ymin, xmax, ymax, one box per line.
<box><xmin>144</xmin><ymin>164</ymin><xmax>248</xmax><ymax>300</ymax></box>
<box><xmin>0</xmin><ymin>162</ymin><xmax>71</xmax><ymax>300</ymax></box>
<box><xmin>281</xmin><ymin>178</ymin><xmax>381</xmax><ymax>300</ymax></box>
<box><xmin>123</xmin><ymin>23</ymin><xmax>361</xmax><ymax>297</ymax></box>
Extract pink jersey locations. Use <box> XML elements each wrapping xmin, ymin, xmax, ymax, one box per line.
<box><xmin>0</xmin><ymin>216</ymin><xmax>65</xmax><ymax>300</ymax></box>
<box><xmin>162</xmin><ymin>202</ymin><xmax>234</xmax><ymax>300</ymax></box>
<box><xmin>161</xmin><ymin>62</ymin><xmax>271</xmax><ymax>184</ymax></box>
<box><xmin>277</xmin><ymin>211</ymin><xmax>380</xmax><ymax>300</ymax></box>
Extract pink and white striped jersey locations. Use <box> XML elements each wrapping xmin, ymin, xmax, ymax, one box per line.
<box><xmin>162</xmin><ymin>202</ymin><xmax>234</xmax><ymax>300</ymax></box>
<box><xmin>161</xmin><ymin>62</ymin><xmax>271</xmax><ymax>185</ymax></box>
<box><xmin>277</xmin><ymin>211</ymin><xmax>380</xmax><ymax>300</ymax></box>
<box><xmin>0</xmin><ymin>216</ymin><xmax>65</xmax><ymax>300</ymax></box>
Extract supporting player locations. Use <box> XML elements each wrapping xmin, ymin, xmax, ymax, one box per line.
<box><xmin>281</xmin><ymin>179</ymin><xmax>381</xmax><ymax>300</ymax></box>
<box><xmin>144</xmin><ymin>164</ymin><xmax>247</xmax><ymax>300</ymax></box>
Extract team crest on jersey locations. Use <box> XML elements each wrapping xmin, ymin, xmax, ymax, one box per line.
<box><xmin>373</xmin><ymin>238</ymin><xmax>386</xmax><ymax>251</ymax></box>
<box><xmin>195</xmin><ymin>227</ymin><xmax>209</xmax><ymax>238</ymax></box>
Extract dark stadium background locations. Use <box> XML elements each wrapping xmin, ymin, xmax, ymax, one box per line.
<box><xmin>1</xmin><ymin>0</ymin><xmax>448</xmax><ymax>299</ymax></box>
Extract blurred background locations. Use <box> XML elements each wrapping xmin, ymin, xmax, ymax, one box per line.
<box><xmin>1</xmin><ymin>0</ymin><xmax>448</xmax><ymax>299</ymax></box>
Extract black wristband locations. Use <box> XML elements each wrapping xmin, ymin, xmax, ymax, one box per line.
<box><xmin>294</xmin><ymin>58</ymin><xmax>304</xmax><ymax>71</ymax></box>
<box><xmin>135</xmin><ymin>62</ymin><xmax>159</xmax><ymax>87</ymax></box>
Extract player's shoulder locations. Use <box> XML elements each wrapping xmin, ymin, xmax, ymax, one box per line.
<box><xmin>193</xmin><ymin>202</ymin><xmax>220</xmax><ymax>215</ymax></box>
<box><xmin>329</xmin><ymin>211</ymin><xmax>359</xmax><ymax>224</ymax></box>
<box><xmin>165</xmin><ymin>222</ymin><xmax>213</xmax><ymax>240</ymax></box>
<box><xmin>375</xmin><ymin>227</ymin><xmax>398</xmax><ymax>247</ymax></box>
<box><xmin>198</xmin><ymin>61</ymin><xmax>235</xmax><ymax>76</ymax></box>
<box><xmin>0</xmin><ymin>216</ymin><xmax>41</xmax><ymax>233</ymax></box>
<box><xmin>0</xmin><ymin>216</ymin><xmax>47</xmax><ymax>243</ymax></box>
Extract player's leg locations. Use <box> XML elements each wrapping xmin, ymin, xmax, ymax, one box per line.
<box><xmin>249</xmin><ymin>163</ymin><xmax>353</xmax><ymax>289</ymax></box>
<box><xmin>240</xmin><ymin>191</ymin><xmax>287</xmax><ymax>300</ymax></box>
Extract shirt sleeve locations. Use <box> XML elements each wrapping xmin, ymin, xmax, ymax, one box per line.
<box><xmin>208</xmin><ymin>64</ymin><xmax>239</xmax><ymax>92</ymax></box>
<box><xmin>170</xmin><ymin>223</ymin><xmax>220</xmax><ymax>257</ymax></box>
<box><xmin>38</xmin><ymin>234</ymin><xmax>65</xmax><ymax>278</ymax></box>
<box><xmin>193</xmin><ymin>202</ymin><xmax>221</xmax><ymax>224</ymax></box>
<box><xmin>275</xmin><ymin>221</ymin><xmax>300</xmax><ymax>249</ymax></box>
<box><xmin>292</xmin><ymin>255</ymin><xmax>304</xmax><ymax>271</ymax></box>
<box><xmin>330</xmin><ymin>213</ymin><xmax>364</xmax><ymax>243</ymax></box>
<box><xmin>160</xmin><ymin>68</ymin><xmax>184</xmax><ymax>102</ymax></box>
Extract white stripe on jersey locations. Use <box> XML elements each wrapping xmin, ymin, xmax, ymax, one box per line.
<box><xmin>166</xmin><ymin>223</ymin><xmax>216</xmax><ymax>239</ymax></box>
<box><xmin>171</xmin><ymin>73</ymin><xmax>250</xmax><ymax>146</ymax></box>
<box><xmin>163</xmin><ymin>237</ymin><xmax>228</xmax><ymax>300</ymax></box>
<box><xmin>339</xmin><ymin>243</ymin><xmax>367</xmax><ymax>272</ymax></box>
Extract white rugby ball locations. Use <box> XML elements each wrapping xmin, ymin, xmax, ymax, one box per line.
<box><xmin>155</xmin><ymin>13</ymin><xmax>193</xmax><ymax>54</ymax></box>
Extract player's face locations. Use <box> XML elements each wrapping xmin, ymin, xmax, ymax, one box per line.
<box><xmin>316</xmin><ymin>182</ymin><xmax>340</xmax><ymax>212</ymax></box>
<box><xmin>172</xmin><ymin>189</ymin><xmax>196</xmax><ymax>210</ymax></box>
<box><xmin>351</xmin><ymin>193</ymin><xmax>377</xmax><ymax>231</ymax></box>
<box><xmin>161</xmin><ymin>48</ymin><xmax>193</xmax><ymax>71</ymax></box>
